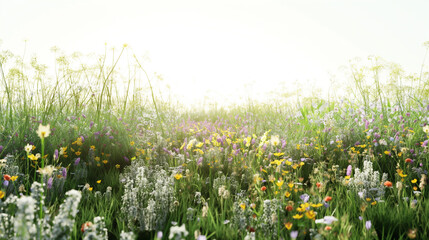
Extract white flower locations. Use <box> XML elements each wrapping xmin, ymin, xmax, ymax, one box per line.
<box><xmin>24</xmin><ymin>144</ymin><xmax>33</xmax><ymax>154</ymax></box>
<box><xmin>379</xmin><ymin>139</ymin><xmax>387</xmax><ymax>146</ymax></box>
<box><xmin>36</xmin><ymin>124</ymin><xmax>51</xmax><ymax>139</ymax></box>
<box><xmin>315</xmin><ymin>216</ymin><xmax>338</xmax><ymax>225</ymax></box>
<box><xmin>270</xmin><ymin>135</ymin><xmax>280</xmax><ymax>146</ymax></box>
<box><xmin>423</xmin><ymin>125</ymin><xmax>429</xmax><ymax>134</ymax></box>
<box><xmin>168</xmin><ymin>224</ymin><xmax>188</xmax><ymax>239</ymax></box>
<box><xmin>37</xmin><ymin>165</ymin><xmax>56</xmax><ymax>176</ymax></box>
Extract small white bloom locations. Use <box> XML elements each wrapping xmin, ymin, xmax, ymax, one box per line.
<box><xmin>36</xmin><ymin>124</ymin><xmax>51</xmax><ymax>139</ymax></box>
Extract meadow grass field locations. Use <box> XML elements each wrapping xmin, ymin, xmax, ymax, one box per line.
<box><xmin>1</xmin><ymin>46</ymin><xmax>429</xmax><ymax>240</ymax></box>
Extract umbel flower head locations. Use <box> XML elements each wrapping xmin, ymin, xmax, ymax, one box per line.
<box><xmin>37</xmin><ymin>124</ymin><xmax>51</xmax><ymax>139</ymax></box>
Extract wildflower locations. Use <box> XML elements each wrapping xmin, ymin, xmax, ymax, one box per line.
<box><xmin>90</xmin><ymin>145</ymin><xmax>96</xmax><ymax>150</ymax></box>
<box><xmin>74</xmin><ymin>158</ymin><xmax>80</xmax><ymax>165</ymax></box>
<box><xmin>365</xmin><ymin>220</ymin><xmax>372</xmax><ymax>230</ymax></box>
<box><xmin>292</xmin><ymin>214</ymin><xmax>303</xmax><ymax>219</ymax></box>
<box><xmin>346</xmin><ymin>165</ymin><xmax>352</xmax><ymax>176</ymax></box>
<box><xmin>102</xmin><ymin>160</ymin><xmax>108</xmax><ymax>164</ymax></box>
<box><xmin>81</xmin><ymin>221</ymin><xmax>93</xmax><ymax>233</ymax></box>
<box><xmin>75</xmin><ymin>151</ymin><xmax>81</xmax><ymax>156</ymax></box>
<box><xmin>261</xmin><ymin>186</ymin><xmax>267</xmax><ymax>191</ymax></box>
<box><xmin>315</xmin><ymin>216</ymin><xmax>338</xmax><ymax>225</ymax></box>
<box><xmin>285</xmin><ymin>205</ymin><xmax>293</xmax><ymax>211</ymax></box>
<box><xmin>174</xmin><ymin>173</ymin><xmax>183</xmax><ymax>180</ymax></box>
<box><xmin>59</xmin><ymin>147</ymin><xmax>67</xmax><ymax>155</ymax></box>
<box><xmin>423</xmin><ymin>125</ymin><xmax>429</xmax><ymax>134</ymax></box>
<box><xmin>0</xmin><ymin>190</ymin><xmax>4</xmax><ymax>199</ymax></box>
<box><xmin>411</xmin><ymin>179</ymin><xmax>417</xmax><ymax>184</ymax></box>
<box><xmin>270</xmin><ymin>135</ymin><xmax>280</xmax><ymax>146</ymax></box>
<box><xmin>405</xmin><ymin>158</ymin><xmax>413</xmax><ymax>163</ymax></box>
<box><xmin>11</xmin><ymin>176</ymin><xmax>18</xmax><ymax>181</ymax></box>
<box><xmin>290</xmin><ymin>230</ymin><xmax>298</xmax><ymax>240</ymax></box>
<box><xmin>305</xmin><ymin>210</ymin><xmax>316</xmax><ymax>219</ymax></box>
<box><xmin>130</xmin><ymin>141</ymin><xmax>135</xmax><ymax>146</ymax></box>
<box><xmin>276</xmin><ymin>180</ymin><xmax>284</xmax><ymax>187</ymax></box>
<box><xmin>384</xmin><ymin>181</ymin><xmax>393</xmax><ymax>187</ymax></box>
<box><xmin>3</xmin><ymin>174</ymin><xmax>11</xmax><ymax>181</ymax></box>
<box><xmin>407</xmin><ymin>229</ymin><xmax>417</xmax><ymax>239</ymax></box>
<box><xmin>168</xmin><ymin>224</ymin><xmax>189</xmax><ymax>239</ymax></box>
<box><xmin>116</xmin><ymin>164</ymin><xmax>120</xmax><ymax>169</ymax></box>
<box><xmin>324</xmin><ymin>196</ymin><xmax>332</xmax><ymax>202</ymax></box>
<box><xmin>240</xmin><ymin>203</ymin><xmax>246</xmax><ymax>210</ymax></box>
<box><xmin>36</xmin><ymin>124</ymin><xmax>51</xmax><ymax>138</ymax></box>
<box><xmin>284</xmin><ymin>222</ymin><xmax>292</xmax><ymax>230</ymax></box>
<box><xmin>37</xmin><ymin>165</ymin><xmax>56</xmax><ymax>176</ymax></box>
<box><xmin>47</xmin><ymin>177</ymin><xmax>53</xmax><ymax>189</ymax></box>
<box><xmin>24</xmin><ymin>144</ymin><xmax>33</xmax><ymax>154</ymax></box>
<box><xmin>97</xmin><ymin>180</ymin><xmax>101</xmax><ymax>184</ymax></box>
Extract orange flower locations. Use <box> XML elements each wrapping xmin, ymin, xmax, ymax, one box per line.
<box><xmin>3</xmin><ymin>175</ymin><xmax>11</xmax><ymax>181</ymax></box>
<box><xmin>316</xmin><ymin>182</ymin><xmax>322</xmax><ymax>188</ymax></box>
<box><xmin>325</xmin><ymin>226</ymin><xmax>332</xmax><ymax>231</ymax></box>
<box><xmin>405</xmin><ymin>158</ymin><xmax>413</xmax><ymax>163</ymax></box>
<box><xmin>285</xmin><ymin>205</ymin><xmax>293</xmax><ymax>211</ymax></box>
<box><xmin>384</xmin><ymin>181</ymin><xmax>393</xmax><ymax>187</ymax></box>
<box><xmin>324</xmin><ymin>196</ymin><xmax>332</xmax><ymax>202</ymax></box>
<box><xmin>261</xmin><ymin>186</ymin><xmax>267</xmax><ymax>191</ymax></box>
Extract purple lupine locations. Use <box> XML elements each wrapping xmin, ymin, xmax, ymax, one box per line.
<box><xmin>54</xmin><ymin>149</ymin><xmax>59</xmax><ymax>161</ymax></box>
<box><xmin>90</xmin><ymin>121</ymin><xmax>94</xmax><ymax>129</ymax></box>
<box><xmin>197</xmin><ymin>157</ymin><xmax>203</xmax><ymax>166</ymax></box>
<box><xmin>124</xmin><ymin>156</ymin><xmax>129</xmax><ymax>162</ymax></box>
<box><xmin>47</xmin><ymin>177</ymin><xmax>53</xmax><ymax>189</ymax></box>
<box><xmin>74</xmin><ymin>157</ymin><xmax>81</xmax><ymax>165</ymax></box>
<box><xmin>62</xmin><ymin>168</ymin><xmax>67</xmax><ymax>178</ymax></box>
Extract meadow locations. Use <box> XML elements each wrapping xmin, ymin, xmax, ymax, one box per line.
<box><xmin>1</xmin><ymin>45</ymin><xmax>429</xmax><ymax>239</ymax></box>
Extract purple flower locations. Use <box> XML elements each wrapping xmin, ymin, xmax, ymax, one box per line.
<box><xmin>62</xmin><ymin>168</ymin><xmax>67</xmax><ymax>178</ymax></box>
<box><xmin>359</xmin><ymin>216</ymin><xmax>363</xmax><ymax>221</ymax></box>
<box><xmin>54</xmin><ymin>149</ymin><xmax>59</xmax><ymax>161</ymax></box>
<box><xmin>300</xmin><ymin>194</ymin><xmax>310</xmax><ymax>203</ymax></box>
<box><xmin>74</xmin><ymin>158</ymin><xmax>80</xmax><ymax>165</ymax></box>
<box><xmin>90</xmin><ymin>121</ymin><xmax>94</xmax><ymax>129</ymax></box>
<box><xmin>47</xmin><ymin>177</ymin><xmax>53</xmax><ymax>189</ymax></box>
<box><xmin>346</xmin><ymin>165</ymin><xmax>352</xmax><ymax>176</ymax></box>
<box><xmin>290</xmin><ymin>230</ymin><xmax>298</xmax><ymax>239</ymax></box>
<box><xmin>0</xmin><ymin>145</ymin><xmax>3</xmax><ymax>153</ymax></box>
<box><xmin>82</xmin><ymin>114</ymin><xmax>87</xmax><ymax>118</ymax></box>
<box><xmin>124</xmin><ymin>156</ymin><xmax>129</xmax><ymax>162</ymax></box>
<box><xmin>197</xmin><ymin>157</ymin><xmax>203</xmax><ymax>166</ymax></box>
<box><xmin>157</xmin><ymin>231</ymin><xmax>163</xmax><ymax>239</ymax></box>
<box><xmin>365</xmin><ymin>220</ymin><xmax>372</xmax><ymax>230</ymax></box>
<box><xmin>3</xmin><ymin>180</ymin><xmax>9</xmax><ymax>187</ymax></box>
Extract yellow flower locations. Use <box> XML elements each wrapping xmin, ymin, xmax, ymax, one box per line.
<box><xmin>411</xmin><ymin>179</ymin><xmax>417</xmax><ymax>184</ymax></box>
<box><xmin>115</xmin><ymin>164</ymin><xmax>120</xmax><ymax>169</ymax></box>
<box><xmin>292</xmin><ymin>214</ymin><xmax>303</xmax><ymax>219</ymax></box>
<box><xmin>305</xmin><ymin>210</ymin><xmax>316</xmax><ymax>219</ymax></box>
<box><xmin>311</xmin><ymin>203</ymin><xmax>323</xmax><ymax>208</ymax></box>
<box><xmin>11</xmin><ymin>176</ymin><xmax>18</xmax><ymax>181</ymax></box>
<box><xmin>95</xmin><ymin>157</ymin><xmax>100</xmax><ymax>162</ymax></box>
<box><xmin>366</xmin><ymin>198</ymin><xmax>372</xmax><ymax>202</ymax></box>
<box><xmin>273</xmin><ymin>152</ymin><xmax>284</xmax><ymax>157</ymax></box>
<box><xmin>284</xmin><ymin>222</ymin><xmax>293</xmax><ymax>230</ymax></box>
<box><xmin>75</xmin><ymin>151</ymin><xmax>81</xmax><ymax>156</ymax></box>
<box><xmin>102</xmin><ymin>160</ymin><xmax>108</xmax><ymax>164</ymax></box>
<box><xmin>288</xmin><ymin>183</ymin><xmax>294</xmax><ymax>188</ymax></box>
<box><xmin>270</xmin><ymin>160</ymin><xmax>283</xmax><ymax>166</ymax></box>
<box><xmin>276</xmin><ymin>180</ymin><xmax>284</xmax><ymax>187</ymax></box>
<box><xmin>0</xmin><ymin>190</ymin><xmax>4</xmax><ymax>199</ymax></box>
<box><xmin>36</xmin><ymin>124</ymin><xmax>51</xmax><ymax>139</ymax></box>
<box><xmin>97</xmin><ymin>180</ymin><xmax>101</xmax><ymax>184</ymax></box>
<box><xmin>89</xmin><ymin>187</ymin><xmax>93</xmax><ymax>191</ymax></box>
<box><xmin>240</xmin><ymin>203</ymin><xmax>246</xmax><ymax>210</ymax></box>
<box><xmin>284</xmin><ymin>191</ymin><xmax>291</xmax><ymax>198</ymax></box>
<box><xmin>130</xmin><ymin>141</ymin><xmax>135</xmax><ymax>146</ymax></box>
<box><xmin>90</xmin><ymin>145</ymin><xmax>96</xmax><ymax>150</ymax></box>
<box><xmin>371</xmin><ymin>201</ymin><xmax>377</xmax><ymax>206</ymax></box>
<box><xmin>174</xmin><ymin>173</ymin><xmax>183</xmax><ymax>180</ymax></box>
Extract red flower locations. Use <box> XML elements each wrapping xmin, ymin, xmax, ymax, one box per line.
<box><xmin>324</xmin><ymin>196</ymin><xmax>332</xmax><ymax>202</ymax></box>
<box><xmin>81</xmin><ymin>222</ymin><xmax>93</xmax><ymax>233</ymax></box>
<box><xmin>3</xmin><ymin>175</ymin><xmax>11</xmax><ymax>181</ymax></box>
<box><xmin>261</xmin><ymin>186</ymin><xmax>267</xmax><ymax>191</ymax></box>
<box><xmin>405</xmin><ymin>158</ymin><xmax>413</xmax><ymax>163</ymax></box>
<box><xmin>384</xmin><ymin>181</ymin><xmax>393</xmax><ymax>187</ymax></box>
<box><xmin>285</xmin><ymin>205</ymin><xmax>293</xmax><ymax>211</ymax></box>
<box><xmin>316</xmin><ymin>182</ymin><xmax>322</xmax><ymax>188</ymax></box>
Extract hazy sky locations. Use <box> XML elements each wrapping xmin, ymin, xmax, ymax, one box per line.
<box><xmin>1</xmin><ymin>0</ymin><xmax>429</xmax><ymax>105</ymax></box>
